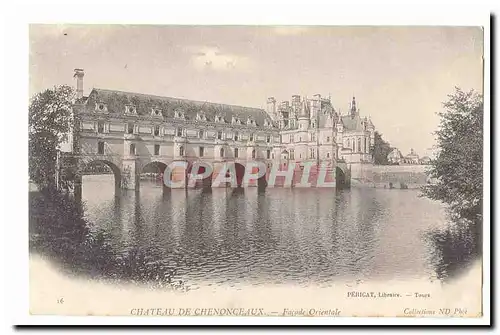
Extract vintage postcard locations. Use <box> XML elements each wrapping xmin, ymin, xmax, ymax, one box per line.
<box><xmin>22</xmin><ymin>17</ymin><xmax>489</xmax><ymax>325</ymax></box>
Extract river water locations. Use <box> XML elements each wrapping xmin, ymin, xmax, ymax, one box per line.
<box><xmin>53</xmin><ymin>174</ymin><xmax>461</xmax><ymax>290</ymax></box>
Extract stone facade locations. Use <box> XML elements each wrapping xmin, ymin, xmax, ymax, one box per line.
<box><xmin>68</xmin><ymin>70</ymin><xmax>377</xmax><ymax>192</ymax></box>
<box><xmin>270</xmin><ymin>94</ymin><xmax>375</xmax><ymax>181</ymax></box>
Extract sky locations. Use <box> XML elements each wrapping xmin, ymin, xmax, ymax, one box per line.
<box><xmin>29</xmin><ymin>25</ymin><xmax>483</xmax><ymax>157</ymax></box>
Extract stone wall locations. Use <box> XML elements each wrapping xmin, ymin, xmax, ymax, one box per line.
<box><xmin>371</xmin><ymin>165</ymin><xmax>431</xmax><ymax>189</ymax></box>
<box><xmin>351</xmin><ymin>164</ymin><xmax>432</xmax><ymax>189</ymax></box>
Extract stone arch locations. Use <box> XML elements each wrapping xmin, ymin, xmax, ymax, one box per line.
<box><xmin>234</xmin><ymin>162</ymin><xmax>246</xmax><ymax>187</ymax></box>
<box><xmin>80</xmin><ymin>159</ymin><xmax>122</xmax><ymax>193</ymax></box>
<box><xmin>140</xmin><ymin>161</ymin><xmax>168</xmax><ymax>186</ymax></box>
<box><xmin>187</xmin><ymin>161</ymin><xmax>213</xmax><ymax>189</ymax></box>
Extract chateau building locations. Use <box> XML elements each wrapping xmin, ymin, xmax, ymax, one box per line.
<box><xmin>269</xmin><ymin>93</ymin><xmax>375</xmax><ymax>176</ymax></box>
<box><xmin>403</xmin><ymin>148</ymin><xmax>420</xmax><ymax>165</ymax></box>
<box><xmin>68</xmin><ymin>69</ymin><xmax>376</xmax><ymax>190</ymax></box>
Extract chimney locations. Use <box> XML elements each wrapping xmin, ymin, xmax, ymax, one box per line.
<box><xmin>74</xmin><ymin>68</ymin><xmax>85</xmax><ymax>99</ymax></box>
<box><xmin>266</xmin><ymin>97</ymin><xmax>276</xmax><ymax>119</ymax></box>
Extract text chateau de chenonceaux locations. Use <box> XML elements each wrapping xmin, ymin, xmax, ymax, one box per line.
<box><xmin>63</xmin><ymin>68</ymin><xmax>411</xmax><ymax>197</ymax></box>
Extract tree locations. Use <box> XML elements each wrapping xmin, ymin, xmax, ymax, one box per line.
<box><xmin>422</xmin><ymin>87</ymin><xmax>483</xmax><ymax>228</ymax></box>
<box><xmin>29</xmin><ymin>85</ymin><xmax>75</xmax><ymax>191</ymax></box>
<box><xmin>371</xmin><ymin>131</ymin><xmax>392</xmax><ymax>165</ymax></box>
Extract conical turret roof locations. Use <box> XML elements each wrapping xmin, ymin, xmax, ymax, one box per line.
<box><xmin>298</xmin><ymin>98</ymin><xmax>310</xmax><ymax>118</ymax></box>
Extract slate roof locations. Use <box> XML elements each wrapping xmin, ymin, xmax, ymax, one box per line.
<box><xmin>84</xmin><ymin>88</ymin><xmax>276</xmax><ymax>128</ymax></box>
<box><xmin>341</xmin><ymin>114</ymin><xmax>365</xmax><ymax>131</ymax></box>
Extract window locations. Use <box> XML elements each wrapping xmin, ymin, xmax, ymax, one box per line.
<box><xmin>154</xmin><ymin>144</ymin><xmax>160</xmax><ymax>156</ymax></box>
<box><xmin>234</xmin><ymin>132</ymin><xmax>238</xmax><ymax>141</ymax></box>
<box><xmin>267</xmin><ymin>150</ymin><xmax>271</xmax><ymax>159</ymax></box>
<box><xmin>290</xmin><ymin>135</ymin><xmax>294</xmax><ymax>143</ymax></box>
<box><xmin>220</xmin><ymin>148</ymin><xmax>224</xmax><ymax>158</ymax></box>
<box><xmin>311</xmin><ymin>133</ymin><xmax>316</xmax><ymax>142</ymax></box>
<box><xmin>97</xmin><ymin>141</ymin><xmax>104</xmax><ymax>154</ymax></box>
<box><xmin>290</xmin><ymin>149</ymin><xmax>295</xmax><ymax>160</ymax></box>
<box><xmin>126</xmin><ymin>106</ymin><xmax>136</xmax><ymax>114</ymax></box>
<box><xmin>154</xmin><ymin>125</ymin><xmax>160</xmax><ymax>136</ymax></box>
<box><xmin>327</xmin><ymin>152</ymin><xmax>330</xmax><ymax>158</ymax></box>
<box><xmin>179</xmin><ymin>146</ymin><xmax>184</xmax><ymax>157</ymax></box>
<box><xmin>266</xmin><ymin>135</ymin><xmax>271</xmax><ymax>143</ymax></box>
<box><xmin>128</xmin><ymin>123</ymin><xmax>134</xmax><ymax>134</ymax></box>
<box><xmin>234</xmin><ymin>148</ymin><xmax>239</xmax><ymax>158</ymax></box>
<box><xmin>358</xmin><ymin>138</ymin><xmax>362</xmax><ymax>153</ymax></box>
<box><xmin>199</xmin><ymin>130</ymin><xmax>204</xmax><ymax>139</ymax></box>
<box><xmin>199</xmin><ymin>146</ymin><xmax>204</xmax><ymax>157</ymax></box>
<box><xmin>97</xmin><ymin>122</ymin><xmax>104</xmax><ymax>133</ymax></box>
<box><xmin>217</xmin><ymin>131</ymin><xmax>223</xmax><ymax>140</ymax></box>
<box><xmin>252</xmin><ymin>149</ymin><xmax>256</xmax><ymax>159</ymax></box>
<box><xmin>299</xmin><ymin>124</ymin><xmax>302</xmax><ymax>129</ymax></box>
<box><xmin>326</xmin><ymin>136</ymin><xmax>330</xmax><ymax>142</ymax></box>
<box><xmin>249</xmin><ymin>133</ymin><xmax>254</xmax><ymax>141</ymax></box>
<box><xmin>129</xmin><ymin>143</ymin><xmax>136</xmax><ymax>155</ymax></box>
<box><xmin>176</xmin><ymin>128</ymin><xmax>183</xmax><ymax>137</ymax></box>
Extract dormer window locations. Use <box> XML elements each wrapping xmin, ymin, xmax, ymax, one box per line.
<box><xmin>151</xmin><ymin>108</ymin><xmax>162</xmax><ymax>117</ymax></box>
<box><xmin>232</xmin><ymin>116</ymin><xmax>240</xmax><ymax>125</ymax></box>
<box><xmin>247</xmin><ymin>118</ymin><xmax>256</xmax><ymax>126</ymax></box>
<box><xmin>196</xmin><ymin>111</ymin><xmax>207</xmax><ymax>121</ymax></box>
<box><xmin>174</xmin><ymin>109</ymin><xmax>185</xmax><ymax>119</ymax></box>
<box><xmin>215</xmin><ymin>114</ymin><xmax>225</xmax><ymax>123</ymax></box>
<box><xmin>125</xmin><ymin>105</ymin><xmax>137</xmax><ymax>115</ymax></box>
<box><xmin>95</xmin><ymin>102</ymin><xmax>107</xmax><ymax>112</ymax></box>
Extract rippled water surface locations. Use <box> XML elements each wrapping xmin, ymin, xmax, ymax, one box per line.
<box><xmin>75</xmin><ymin>175</ymin><xmax>451</xmax><ymax>288</ymax></box>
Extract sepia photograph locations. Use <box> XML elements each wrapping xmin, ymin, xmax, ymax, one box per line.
<box><xmin>13</xmin><ymin>6</ymin><xmax>490</xmax><ymax>326</ymax></box>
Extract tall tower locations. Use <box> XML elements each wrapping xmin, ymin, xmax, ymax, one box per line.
<box><xmin>297</xmin><ymin>98</ymin><xmax>310</xmax><ymax>130</ymax></box>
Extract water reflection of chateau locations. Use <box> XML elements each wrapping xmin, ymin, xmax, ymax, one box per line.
<box><xmin>67</xmin><ymin>69</ymin><xmax>379</xmax><ymax>194</ymax></box>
